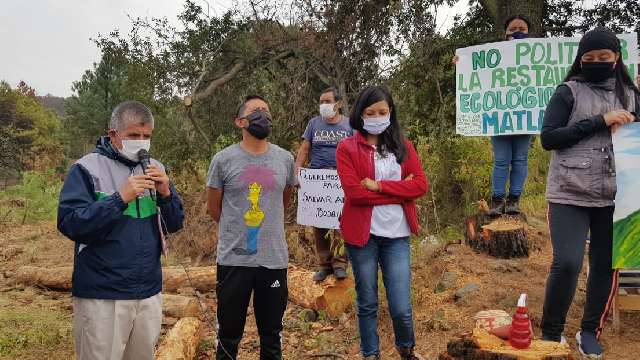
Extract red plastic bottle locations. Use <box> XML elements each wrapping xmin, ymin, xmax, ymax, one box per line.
<box><xmin>509</xmin><ymin>294</ymin><xmax>532</xmax><ymax>349</ymax></box>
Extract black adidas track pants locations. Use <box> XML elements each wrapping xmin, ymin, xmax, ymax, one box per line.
<box><xmin>216</xmin><ymin>265</ymin><xmax>288</xmax><ymax>360</ymax></box>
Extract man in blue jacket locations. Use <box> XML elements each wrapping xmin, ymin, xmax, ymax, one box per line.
<box><xmin>57</xmin><ymin>100</ymin><xmax>184</xmax><ymax>360</ymax></box>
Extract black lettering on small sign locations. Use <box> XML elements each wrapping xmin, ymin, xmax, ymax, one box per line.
<box><xmin>322</xmin><ymin>181</ymin><xmax>342</xmax><ymax>190</ymax></box>
<box><xmin>303</xmin><ymin>192</ymin><xmax>333</xmax><ymax>203</ymax></box>
<box><xmin>316</xmin><ymin>208</ymin><xmax>341</xmax><ymax>218</ymax></box>
<box><xmin>299</xmin><ymin>169</ymin><xmax>340</xmax><ymax>182</ymax></box>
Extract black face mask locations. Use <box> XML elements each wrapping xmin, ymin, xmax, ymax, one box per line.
<box><xmin>507</xmin><ymin>31</ymin><xmax>529</xmax><ymax>40</ymax></box>
<box><xmin>581</xmin><ymin>61</ymin><xmax>616</xmax><ymax>83</ymax></box>
<box><xmin>244</xmin><ymin>111</ymin><xmax>272</xmax><ymax>140</ymax></box>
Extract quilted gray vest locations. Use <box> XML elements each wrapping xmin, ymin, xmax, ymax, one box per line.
<box><xmin>546</xmin><ymin>79</ymin><xmax>636</xmax><ymax>207</ymax></box>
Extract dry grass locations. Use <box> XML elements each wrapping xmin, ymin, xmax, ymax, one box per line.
<box><xmin>167</xmin><ymin>191</ymin><xmax>217</xmax><ymax>265</ymax></box>
<box><xmin>0</xmin><ymin>289</ymin><xmax>73</xmax><ymax>360</ymax></box>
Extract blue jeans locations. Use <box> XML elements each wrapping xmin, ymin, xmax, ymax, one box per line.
<box><xmin>346</xmin><ymin>235</ymin><xmax>415</xmax><ymax>357</ymax></box>
<box><xmin>491</xmin><ymin>135</ymin><xmax>531</xmax><ymax>198</ymax></box>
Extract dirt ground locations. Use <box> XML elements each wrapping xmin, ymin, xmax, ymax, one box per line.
<box><xmin>1</xmin><ymin>212</ymin><xmax>639</xmax><ymax>360</ymax></box>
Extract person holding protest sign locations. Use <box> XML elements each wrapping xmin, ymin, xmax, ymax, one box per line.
<box><xmin>336</xmin><ymin>86</ymin><xmax>428</xmax><ymax>360</ymax></box>
<box><xmin>206</xmin><ymin>95</ymin><xmax>296</xmax><ymax>360</ymax></box>
<box><xmin>454</xmin><ymin>15</ymin><xmax>534</xmax><ymax>216</ymax></box>
<box><xmin>540</xmin><ymin>27</ymin><xmax>639</xmax><ymax>358</ymax></box>
<box><xmin>295</xmin><ymin>87</ymin><xmax>353</xmax><ymax>282</ymax></box>
<box><xmin>489</xmin><ymin>15</ymin><xmax>535</xmax><ymax>216</ymax></box>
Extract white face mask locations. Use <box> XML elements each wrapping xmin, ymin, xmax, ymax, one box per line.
<box><xmin>362</xmin><ymin>116</ymin><xmax>391</xmax><ymax>135</ymax></box>
<box><xmin>120</xmin><ymin>139</ymin><xmax>151</xmax><ymax>161</ymax></box>
<box><xmin>319</xmin><ymin>103</ymin><xmax>337</xmax><ymax>119</ymax></box>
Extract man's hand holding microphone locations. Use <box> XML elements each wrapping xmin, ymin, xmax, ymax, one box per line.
<box><xmin>119</xmin><ymin>149</ymin><xmax>171</xmax><ymax>203</ymax></box>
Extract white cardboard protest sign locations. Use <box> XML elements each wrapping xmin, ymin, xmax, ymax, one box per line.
<box><xmin>296</xmin><ymin>168</ymin><xmax>344</xmax><ymax>229</ymax></box>
<box><xmin>456</xmin><ymin>34</ymin><xmax>638</xmax><ymax>136</ymax></box>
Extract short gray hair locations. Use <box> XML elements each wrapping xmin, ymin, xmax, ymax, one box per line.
<box><xmin>110</xmin><ymin>101</ymin><xmax>155</xmax><ymax>130</ymax></box>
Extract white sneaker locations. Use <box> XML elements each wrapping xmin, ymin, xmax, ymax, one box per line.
<box><xmin>541</xmin><ymin>334</ymin><xmax>568</xmax><ymax>345</ymax></box>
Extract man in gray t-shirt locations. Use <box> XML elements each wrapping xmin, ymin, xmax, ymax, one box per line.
<box><xmin>207</xmin><ymin>143</ymin><xmax>295</xmax><ymax>268</ymax></box>
<box><xmin>295</xmin><ymin>87</ymin><xmax>352</xmax><ymax>282</ymax></box>
<box><xmin>206</xmin><ymin>95</ymin><xmax>295</xmax><ymax>360</ymax></box>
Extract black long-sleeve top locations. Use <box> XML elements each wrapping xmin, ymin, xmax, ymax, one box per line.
<box><xmin>541</xmin><ymin>85</ymin><xmax>640</xmax><ymax>150</ymax></box>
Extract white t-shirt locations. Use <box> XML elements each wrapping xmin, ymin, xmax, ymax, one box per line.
<box><xmin>369</xmin><ymin>148</ymin><xmax>411</xmax><ymax>238</ymax></box>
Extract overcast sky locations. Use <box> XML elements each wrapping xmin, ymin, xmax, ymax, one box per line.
<box><xmin>0</xmin><ymin>0</ymin><xmax>466</xmax><ymax>97</ymax></box>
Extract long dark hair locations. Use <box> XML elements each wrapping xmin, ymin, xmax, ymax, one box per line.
<box><xmin>349</xmin><ymin>86</ymin><xmax>407</xmax><ymax>163</ymax></box>
<box><xmin>563</xmin><ymin>53</ymin><xmax>640</xmax><ymax>109</ymax></box>
<box><xmin>503</xmin><ymin>15</ymin><xmax>531</xmax><ymax>33</ymax></box>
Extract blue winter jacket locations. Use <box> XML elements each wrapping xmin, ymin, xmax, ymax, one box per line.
<box><xmin>57</xmin><ymin>137</ymin><xmax>184</xmax><ymax>300</ymax></box>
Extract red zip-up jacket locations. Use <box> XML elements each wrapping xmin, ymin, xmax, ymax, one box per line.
<box><xmin>336</xmin><ymin>131</ymin><xmax>428</xmax><ymax>247</ymax></box>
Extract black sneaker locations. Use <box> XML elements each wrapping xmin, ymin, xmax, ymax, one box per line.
<box><xmin>313</xmin><ymin>268</ymin><xmax>333</xmax><ymax>282</ymax></box>
<box><xmin>397</xmin><ymin>347</ymin><xmax>424</xmax><ymax>360</ymax></box>
<box><xmin>333</xmin><ymin>268</ymin><xmax>348</xmax><ymax>280</ymax></box>
<box><xmin>505</xmin><ymin>195</ymin><xmax>521</xmax><ymax>214</ymax></box>
<box><xmin>489</xmin><ymin>196</ymin><xmax>505</xmax><ymax>217</ymax></box>
<box><xmin>576</xmin><ymin>331</ymin><xmax>603</xmax><ymax>359</ymax></box>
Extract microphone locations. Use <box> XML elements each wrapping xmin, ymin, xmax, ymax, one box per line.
<box><xmin>137</xmin><ymin>149</ymin><xmax>156</xmax><ymax>201</ymax></box>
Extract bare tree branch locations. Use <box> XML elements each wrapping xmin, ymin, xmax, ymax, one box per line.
<box><xmin>185</xmin><ymin>107</ymin><xmax>213</xmax><ymax>148</ymax></box>
<box><xmin>192</xmin><ymin>61</ymin><xmax>246</xmax><ymax>103</ymax></box>
<box><xmin>478</xmin><ymin>0</ymin><xmax>499</xmax><ymax>21</ymax></box>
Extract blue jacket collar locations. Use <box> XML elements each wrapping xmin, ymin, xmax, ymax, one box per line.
<box><xmin>94</xmin><ymin>136</ymin><xmax>140</xmax><ymax>168</ymax></box>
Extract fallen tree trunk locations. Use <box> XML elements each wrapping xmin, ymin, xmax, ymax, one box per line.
<box><xmin>12</xmin><ymin>266</ymin><xmax>72</xmax><ymax>290</ymax></box>
<box><xmin>439</xmin><ymin>329</ymin><xmax>571</xmax><ymax>360</ymax></box>
<box><xmin>287</xmin><ymin>264</ymin><xmax>355</xmax><ymax>317</ymax></box>
<box><xmin>155</xmin><ymin>317</ymin><xmax>203</xmax><ymax>360</ymax></box>
<box><xmin>162</xmin><ymin>294</ymin><xmax>201</xmax><ymax>319</ymax></box>
<box><xmin>11</xmin><ymin>266</ymin><xmax>216</xmax><ymax>293</ymax></box>
<box><xmin>162</xmin><ymin>266</ymin><xmax>216</xmax><ymax>293</ymax></box>
<box><xmin>12</xmin><ymin>265</ymin><xmax>354</xmax><ymax>316</ymax></box>
<box><xmin>465</xmin><ymin>202</ymin><xmax>529</xmax><ymax>259</ymax></box>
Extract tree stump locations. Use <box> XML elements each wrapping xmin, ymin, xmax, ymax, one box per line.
<box><xmin>439</xmin><ymin>329</ymin><xmax>572</xmax><ymax>360</ymax></box>
<box><xmin>287</xmin><ymin>264</ymin><xmax>355</xmax><ymax>317</ymax></box>
<box><xmin>465</xmin><ymin>201</ymin><xmax>529</xmax><ymax>258</ymax></box>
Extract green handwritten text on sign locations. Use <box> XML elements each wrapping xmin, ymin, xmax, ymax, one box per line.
<box><xmin>455</xmin><ymin>34</ymin><xmax>639</xmax><ymax>136</ymax></box>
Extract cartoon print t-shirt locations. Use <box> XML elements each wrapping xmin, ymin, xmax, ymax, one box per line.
<box><xmin>207</xmin><ymin>143</ymin><xmax>295</xmax><ymax>269</ymax></box>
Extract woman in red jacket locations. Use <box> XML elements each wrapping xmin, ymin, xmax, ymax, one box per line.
<box><xmin>336</xmin><ymin>86</ymin><xmax>428</xmax><ymax>360</ymax></box>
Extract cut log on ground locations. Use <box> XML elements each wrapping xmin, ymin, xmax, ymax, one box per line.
<box><xmin>162</xmin><ymin>294</ymin><xmax>201</xmax><ymax>318</ymax></box>
<box><xmin>465</xmin><ymin>202</ymin><xmax>529</xmax><ymax>258</ymax></box>
<box><xmin>162</xmin><ymin>266</ymin><xmax>216</xmax><ymax>292</ymax></box>
<box><xmin>12</xmin><ymin>266</ymin><xmax>72</xmax><ymax>290</ymax></box>
<box><xmin>155</xmin><ymin>317</ymin><xmax>203</xmax><ymax>360</ymax></box>
<box><xmin>11</xmin><ymin>266</ymin><xmax>217</xmax><ymax>293</ymax></box>
<box><xmin>12</xmin><ymin>264</ymin><xmax>354</xmax><ymax>316</ymax></box>
<box><xmin>439</xmin><ymin>329</ymin><xmax>572</xmax><ymax>360</ymax></box>
<box><xmin>287</xmin><ymin>264</ymin><xmax>355</xmax><ymax>317</ymax></box>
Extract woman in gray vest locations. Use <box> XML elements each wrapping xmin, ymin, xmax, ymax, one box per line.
<box><xmin>540</xmin><ymin>27</ymin><xmax>639</xmax><ymax>358</ymax></box>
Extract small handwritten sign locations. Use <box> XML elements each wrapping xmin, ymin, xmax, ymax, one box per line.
<box><xmin>296</xmin><ymin>168</ymin><xmax>344</xmax><ymax>229</ymax></box>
